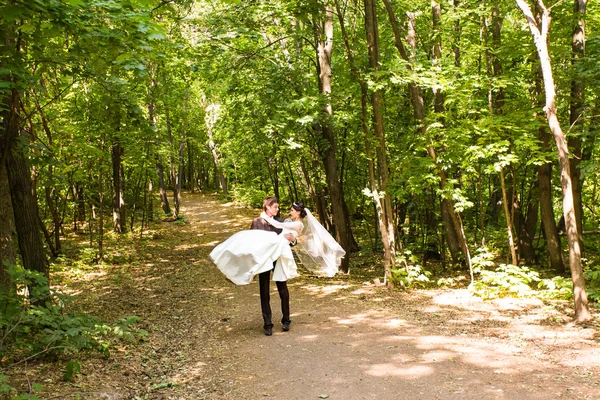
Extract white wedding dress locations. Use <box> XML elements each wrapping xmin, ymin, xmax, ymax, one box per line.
<box><xmin>210</xmin><ymin>214</ymin><xmax>303</xmax><ymax>285</ymax></box>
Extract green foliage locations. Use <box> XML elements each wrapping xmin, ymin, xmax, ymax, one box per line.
<box><xmin>471</xmin><ymin>247</ymin><xmax>497</xmax><ymax>271</ymax></box>
<box><xmin>470</xmin><ymin>264</ymin><xmax>541</xmax><ymax>300</ymax></box>
<box><xmin>537</xmin><ymin>276</ymin><xmax>573</xmax><ymax>301</ymax></box>
<box><xmin>0</xmin><ymin>266</ymin><xmax>146</xmax><ymax>367</ymax></box>
<box><xmin>584</xmin><ymin>264</ymin><xmax>600</xmax><ymax>303</ymax></box>
<box><xmin>389</xmin><ymin>251</ymin><xmax>431</xmax><ymax>288</ymax></box>
<box><xmin>231</xmin><ymin>185</ymin><xmax>269</xmax><ymax>209</ymax></box>
<box><xmin>0</xmin><ymin>373</ymin><xmax>42</xmax><ymax>400</ymax></box>
<box><xmin>63</xmin><ymin>359</ymin><xmax>81</xmax><ymax>382</ymax></box>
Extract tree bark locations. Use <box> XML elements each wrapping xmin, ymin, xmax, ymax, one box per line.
<box><xmin>0</xmin><ymin>26</ymin><xmax>49</xmax><ymax>287</ymax></box>
<box><xmin>537</xmin><ymin>148</ymin><xmax>565</xmax><ymax>273</ymax></box>
<box><xmin>568</xmin><ymin>0</ymin><xmax>588</xmax><ymax>251</ymax></box>
<box><xmin>432</xmin><ymin>1</ymin><xmax>445</xmax><ymax>114</ymax></box>
<box><xmin>390</xmin><ymin>5</ymin><xmax>469</xmax><ymax>266</ymax></box>
<box><xmin>500</xmin><ymin>168</ymin><xmax>518</xmax><ymax>264</ymax></box>
<box><xmin>516</xmin><ymin>0</ymin><xmax>591</xmax><ymax>322</ymax></box>
<box><xmin>173</xmin><ymin>87</ymin><xmax>189</xmax><ymax>219</ymax></box>
<box><xmin>148</xmin><ymin>79</ymin><xmax>171</xmax><ymax>215</ymax></box>
<box><xmin>528</xmin><ymin>4</ymin><xmax>565</xmax><ymax>273</ymax></box>
<box><xmin>203</xmin><ymin>101</ymin><xmax>228</xmax><ymax>196</ymax></box>
<box><xmin>111</xmin><ymin>138</ymin><xmax>125</xmax><ymax>233</ymax></box>
<box><xmin>0</xmin><ymin>164</ymin><xmax>16</xmax><ymax>291</ymax></box>
<box><xmin>312</xmin><ymin>2</ymin><xmax>352</xmax><ymax>273</ymax></box>
<box><xmin>2</xmin><ymin>90</ymin><xmax>50</xmax><ymax>282</ymax></box>
<box><xmin>338</xmin><ymin>0</ymin><xmax>396</xmax><ymax>258</ymax></box>
<box><xmin>362</xmin><ymin>0</ymin><xmax>396</xmax><ymax>284</ymax></box>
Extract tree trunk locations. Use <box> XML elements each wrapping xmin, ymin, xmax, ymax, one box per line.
<box><xmin>312</xmin><ymin>3</ymin><xmax>351</xmax><ymax>273</ymax></box>
<box><xmin>173</xmin><ymin>86</ymin><xmax>189</xmax><ymax>218</ymax></box>
<box><xmin>528</xmin><ymin>6</ymin><xmax>565</xmax><ymax>274</ymax></box>
<box><xmin>111</xmin><ymin>139</ymin><xmax>125</xmax><ymax>233</ymax></box>
<box><xmin>452</xmin><ymin>0</ymin><xmax>461</xmax><ymax>67</ymax></box>
<box><xmin>300</xmin><ymin>156</ymin><xmax>331</xmax><ymax>232</ymax></box>
<box><xmin>34</xmin><ymin>97</ymin><xmax>62</xmax><ymax>254</ymax></box>
<box><xmin>568</xmin><ymin>0</ymin><xmax>588</xmax><ymax>251</ymax></box>
<box><xmin>516</xmin><ymin>0</ymin><xmax>591</xmax><ymax>322</ymax></box>
<box><xmin>432</xmin><ymin>1</ymin><xmax>445</xmax><ymax>114</ymax></box>
<box><xmin>362</xmin><ymin>0</ymin><xmax>396</xmax><ymax>284</ymax></box>
<box><xmin>537</xmin><ymin>151</ymin><xmax>565</xmax><ymax>273</ymax></box>
<box><xmin>2</xmin><ymin>88</ymin><xmax>50</xmax><ymax>283</ymax></box>
<box><xmin>388</xmin><ymin>5</ymin><xmax>469</xmax><ymax>266</ymax></box>
<box><xmin>165</xmin><ymin>105</ymin><xmax>180</xmax><ymax>217</ymax></box>
<box><xmin>0</xmin><ymin>164</ymin><xmax>16</xmax><ymax>291</ymax></box>
<box><xmin>500</xmin><ymin>168</ymin><xmax>518</xmax><ymax>264</ymax></box>
<box><xmin>203</xmin><ymin>101</ymin><xmax>228</xmax><ymax>196</ymax></box>
<box><xmin>0</xmin><ymin>23</ymin><xmax>50</xmax><ymax>288</ymax></box>
<box><xmin>148</xmin><ymin>81</ymin><xmax>171</xmax><ymax>215</ymax></box>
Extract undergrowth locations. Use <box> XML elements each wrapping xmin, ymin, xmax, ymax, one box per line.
<box><xmin>0</xmin><ymin>265</ymin><xmax>147</xmax><ymax>399</ymax></box>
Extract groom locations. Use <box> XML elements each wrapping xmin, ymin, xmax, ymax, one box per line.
<box><xmin>251</xmin><ymin>196</ymin><xmax>295</xmax><ymax>336</ymax></box>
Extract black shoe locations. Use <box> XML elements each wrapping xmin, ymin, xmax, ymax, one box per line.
<box><xmin>282</xmin><ymin>322</ymin><xmax>290</xmax><ymax>332</ymax></box>
<box><xmin>264</xmin><ymin>327</ymin><xmax>273</xmax><ymax>336</ymax></box>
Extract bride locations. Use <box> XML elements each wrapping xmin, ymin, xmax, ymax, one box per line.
<box><xmin>210</xmin><ymin>202</ymin><xmax>345</xmax><ymax>285</ymax></box>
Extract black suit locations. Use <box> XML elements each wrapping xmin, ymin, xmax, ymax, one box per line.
<box><xmin>250</xmin><ymin>216</ymin><xmax>291</xmax><ymax>329</ymax></box>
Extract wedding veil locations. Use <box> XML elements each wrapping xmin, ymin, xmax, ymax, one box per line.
<box><xmin>296</xmin><ymin>209</ymin><xmax>346</xmax><ymax>277</ymax></box>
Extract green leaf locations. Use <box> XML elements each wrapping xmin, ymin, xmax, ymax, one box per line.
<box><xmin>63</xmin><ymin>359</ymin><xmax>81</xmax><ymax>382</ymax></box>
<box><xmin>31</xmin><ymin>383</ymin><xmax>43</xmax><ymax>392</ymax></box>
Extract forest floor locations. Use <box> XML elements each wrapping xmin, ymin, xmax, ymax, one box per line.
<box><xmin>14</xmin><ymin>193</ymin><xmax>600</xmax><ymax>399</ymax></box>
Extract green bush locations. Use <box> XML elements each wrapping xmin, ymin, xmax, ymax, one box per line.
<box><xmin>0</xmin><ymin>373</ymin><xmax>42</xmax><ymax>400</ymax></box>
<box><xmin>0</xmin><ymin>265</ymin><xmax>147</xmax><ymax>366</ymax></box>
<box><xmin>584</xmin><ymin>264</ymin><xmax>600</xmax><ymax>303</ymax></box>
<box><xmin>231</xmin><ymin>185</ymin><xmax>268</xmax><ymax>208</ymax></box>
<box><xmin>469</xmin><ymin>264</ymin><xmax>541</xmax><ymax>299</ymax></box>
<box><xmin>537</xmin><ymin>276</ymin><xmax>573</xmax><ymax>300</ymax></box>
<box><xmin>389</xmin><ymin>251</ymin><xmax>431</xmax><ymax>288</ymax></box>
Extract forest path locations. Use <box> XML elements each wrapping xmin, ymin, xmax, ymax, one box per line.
<box><xmin>44</xmin><ymin>193</ymin><xmax>599</xmax><ymax>400</ymax></box>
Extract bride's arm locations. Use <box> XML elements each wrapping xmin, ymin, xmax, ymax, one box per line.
<box><xmin>260</xmin><ymin>212</ymin><xmax>285</xmax><ymax>229</ymax></box>
<box><xmin>260</xmin><ymin>212</ymin><xmax>302</xmax><ymax>234</ymax></box>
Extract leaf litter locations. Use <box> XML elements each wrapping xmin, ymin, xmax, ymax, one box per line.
<box><xmin>10</xmin><ymin>193</ymin><xmax>600</xmax><ymax>399</ymax></box>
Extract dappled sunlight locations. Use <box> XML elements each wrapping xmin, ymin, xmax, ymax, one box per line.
<box><xmin>299</xmin><ymin>334</ymin><xmax>320</xmax><ymax>341</ymax></box>
<box><xmin>385</xmin><ymin>318</ymin><xmax>408</xmax><ymax>328</ymax></box>
<box><xmin>43</xmin><ymin>193</ymin><xmax>600</xmax><ymax>400</ymax></box>
<box><xmin>299</xmin><ymin>283</ymin><xmax>352</xmax><ymax>297</ymax></box>
<box><xmin>363</xmin><ymin>363</ymin><xmax>434</xmax><ymax>378</ymax></box>
<box><xmin>173</xmin><ymin>243</ymin><xmax>202</xmax><ymax>251</ymax></box>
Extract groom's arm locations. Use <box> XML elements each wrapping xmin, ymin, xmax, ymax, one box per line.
<box><xmin>274</xmin><ymin>217</ymin><xmax>297</xmax><ymax>247</ymax></box>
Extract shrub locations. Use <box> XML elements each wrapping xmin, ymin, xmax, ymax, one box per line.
<box><xmin>584</xmin><ymin>264</ymin><xmax>600</xmax><ymax>303</ymax></box>
<box><xmin>469</xmin><ymin>263</ymin><xmax>540</xmax><ymax>299</ymax></box>
<box><xmin>389</xmin><ymin>251</ymin><xmax>431</xmax><ymax>288</ymax></box>
<box><xmin>0</xmin><ymin>265</ymin><xmax>146</xmax><ymax>367</ymax></box>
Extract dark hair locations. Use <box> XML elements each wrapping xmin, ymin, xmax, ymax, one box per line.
<box><xmin>292</xmin><ymin>202</ymin><xmax>307</xmax><ymax>218</ymax></box>
<box><xmin>263</xmin><ymin>196</ymin><xmax>279</xmax><ymax>211</ymax></box>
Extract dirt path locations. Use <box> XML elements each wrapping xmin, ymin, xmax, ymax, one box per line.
<box><xmin>38</xmin><ymin>193</ymin><xmax>600</xmax><ymax>399</ymax></box>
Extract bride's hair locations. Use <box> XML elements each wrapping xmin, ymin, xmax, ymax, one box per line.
<box><xmin>292</xmin><ymin>202</ymin><xmax>307</xmax><ymax>218</ymax></box>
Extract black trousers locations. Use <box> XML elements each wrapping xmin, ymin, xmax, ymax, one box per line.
<box><xmin>258</xmin><ymin>268</ymin><xmax>290</xmax><ymax>329</ymax></box>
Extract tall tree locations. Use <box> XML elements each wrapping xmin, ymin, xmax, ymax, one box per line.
<box><xmin>515</xmin><ymin>0</ymin><xmax>591</xmax><ymax>322</ymax></box>
<box><xmin>568</xmin><ymin>0</ymin><xmax>588</xmax><ymax>250</ymax></box>
<box><xmin>0</xmin><ymin>12</ymin><xmax>50</xmax><ymax>287</ymax></box>
<box><xmin>363</xmin><ymin>0</ymin><xmax>396</xmax><ymax>284</ymax></box>
<box><xmin>336</xmin><ymin>0</ymin><xmax>395</xmax><ymax>279</ymax></box>
<box><xmin>312</xmin><ymin>0</ymin><xmax>352</xmax><ymax>272</ymax></box>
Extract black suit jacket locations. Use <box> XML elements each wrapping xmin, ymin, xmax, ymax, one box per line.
<box><xmin>250</xmin><ymin>215</ymin><xmax>297</xmax><ymax>246</ymax></box>
<box><xmin>250</xmin><ymin>216</ymin><xmax>283</xmax><ymax>233</ymax></box>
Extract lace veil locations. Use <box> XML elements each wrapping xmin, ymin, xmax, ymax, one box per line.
<box><xmin>295</xmin><ymin>209</ymin><xmax>346</xmax><ymax>277</ymax></box>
